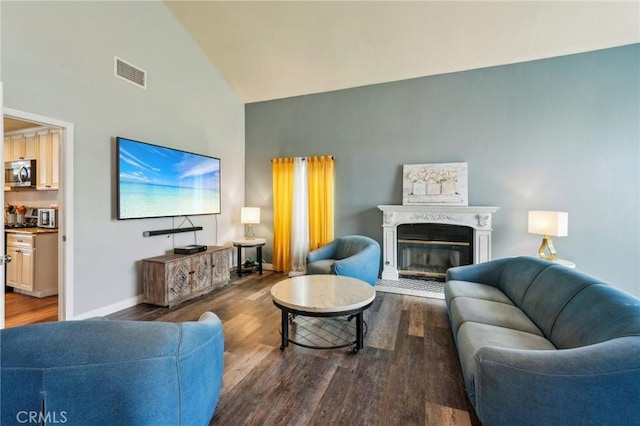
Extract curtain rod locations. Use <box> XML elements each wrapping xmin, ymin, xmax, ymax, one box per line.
<box><xmin>271</xmin><ymin>155</ymin><xmax>335</xmax><ymax>162</ymax></box>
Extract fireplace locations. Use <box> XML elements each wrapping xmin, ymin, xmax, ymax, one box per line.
<box><xmin>378</xmin><ymin>205</ymin><xmax>499</xmax><ymax>280</ymax></box>
<box><xmin>397</xmin><ymin>223</ymin><xmax>473</xmax><ymax>279</ymax></box>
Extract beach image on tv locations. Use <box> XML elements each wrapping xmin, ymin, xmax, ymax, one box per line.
<box><xmin>118</xmin><ymin>138</ymin><xmax>220</xmax><ymax>219</ymax></box>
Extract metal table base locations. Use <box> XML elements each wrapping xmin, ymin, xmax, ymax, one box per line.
<box><xmin>274</xmin><ymin>301</ymin><xmax>372</xmax><ymax>353</ymax></box>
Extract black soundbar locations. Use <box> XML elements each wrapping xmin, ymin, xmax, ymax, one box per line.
<box><xmin>142</xmin><ymin>226</ymin><xmax>203</xmax><ymax>237</ymax></box>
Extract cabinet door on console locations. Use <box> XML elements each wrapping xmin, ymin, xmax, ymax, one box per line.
<box><xmin>211</xmin><ymin>250</ymin><xmax>230</xmax><ymax>288</ymax></box>
<box><xmin>191</xmin><ymin>254</ymin><xmax>212</xmax><ymax>292</ymax></box>
<box><xmin>166</xmin><ymin>258</ymin><xmax>192</xmax><ymax>303</ymax></box>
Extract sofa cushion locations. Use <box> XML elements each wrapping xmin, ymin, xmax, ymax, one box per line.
<box><xmin>456</xmin><ymin>321</ymin><xmax>556</xmax><ymax>402</ymax></box>
<box><xmin>450</xmin><ymin>297</ymin><xmax>544</xmax><ymax>338</ymax></box>
<box><xmin>334</xmin><ymin>237</ymin><xmax>372</xmax><ymax>260</ymax></box>
<box><xmin>306</xmin><ymin>235</ymin><xmax>381</xmax><ymax>285</ymax></box>
<box><xmin>550</xmin><ymin>283</ymin><xmax>640</xmax><ymax>349</ymax></box>
<box><xmin>498</xmin><ymin>257</ymin><xmax>551</xmax><ymax>306</ymax></box>
<box><xmin>519</xmin><ymin>265</ymin><xmax>601</xmax><ymax>338</ymax></box>
<box><xmin>445</xmin><ymin>280</ymin><xmax>514</xmax><ymax>306</ymax></box>
<box><xmin>306</xmin><ymin>259</ymin><xmax>335</xmax><ymax>275</ymax></box>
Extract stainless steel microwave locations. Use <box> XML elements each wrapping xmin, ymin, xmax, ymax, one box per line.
<box><xmin>37</xmin><ymin>208</ymin><xmax>58</xmax><ymax>229</ymax></box>
<box><xmin>5</xmin><ymin>160</ymin><xmax>36</xmax><ymax>189</ymax></box>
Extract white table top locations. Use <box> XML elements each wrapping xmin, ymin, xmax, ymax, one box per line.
<box><xmin>270</xmin><ymin>275</ymin><xmax>376</xmax><ymax>314</ymax></box>
<box><xmin>525</xmin><ymin>255</ymin><xmax>576</xmax><ymax>269</ymax></box>
<box><xmin>551</xmin><ymin>258</ymin><xmax>576</xmax><ymax>268</ymax></box>
<box><xmin>232</xmin><ymin>238</ymin><xmax>266</xmax><ymax>246</ymax></box>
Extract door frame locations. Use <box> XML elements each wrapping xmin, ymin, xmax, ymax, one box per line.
<box><xmin>2</xmin><ymin>107</ymin><xmax>74</xmax><ymax>327</ymax></box>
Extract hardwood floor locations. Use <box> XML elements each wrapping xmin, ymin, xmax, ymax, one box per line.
<box><xmin>4</xmin><ymin>291</ymin><xmax>58</xmax><ymax>328</ymax></box>
<box><xmin>108</xmin><ymin>271</ymin><xmax>482</xmax><ymax>426</ymax></box>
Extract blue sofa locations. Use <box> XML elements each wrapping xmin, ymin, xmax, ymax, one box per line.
<box><xmin>1</xmin><ymin>312</ymin><xmax>224</xmax><ymax>425</ymax></box>
<box><xmin>445</xmin><ymin>256</ymin><xmax>640</xmax><ymax>426</ymax></box>
<box><xmin>306</xmin><ymin>235</ymin><xmax>381</xmax><ymax>285</ymax></box>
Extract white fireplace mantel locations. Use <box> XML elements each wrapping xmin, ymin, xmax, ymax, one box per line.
<box><xmin>377</xmin><ymin>205</ymin><xmax>500</xmax><ymax>280</ymax></box>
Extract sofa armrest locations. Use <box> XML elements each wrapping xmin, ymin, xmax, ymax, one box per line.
<box><xmin>446</xmin><ymin>257</ymin><xmax>511</xmax><ymax>287</ymax></box>
<box><xmin>177</xmin><ymin>312</ymin><xmax>225</xmax><ymax>425</ymax></box>
<box><xmin>333</xmin><ymin>243</ymin><xmax>380</xmax><ymax>285</ymax></box>
<box><xmin>473</xmin><ymin>337</ymin><xmax>640</xmax><ymax>425</ymax></box>
<box><xmin>307</xmin><ymin>240</ymin><xmax>338</xmax><ymax>263</ymax></box>
<box><xmin>198</xmin><ymin>310</ymin><xmax>223</xmax><ymax>325</ymax></box>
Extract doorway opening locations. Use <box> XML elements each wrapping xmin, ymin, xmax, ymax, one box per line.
<box><xmin>2</xmin><ymin>109</ymin><xmax>73</xmax><ymax>328</ymax></box>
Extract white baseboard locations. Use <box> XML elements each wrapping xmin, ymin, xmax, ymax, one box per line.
<box><xmin>74</xmin><ymin>263</ymin><xmax>276</xmax><ymax>320</ymax></box>
<box><xmin>72</xmin><ymin>295</ymin><xmax>143</xmax><ymax>320</ymax></box>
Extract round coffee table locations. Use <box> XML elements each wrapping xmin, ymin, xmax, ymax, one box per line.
<box><xmin>270</xmin><ymin>275</ymin><xmax>376</xmax><ymax>353</ymax></box>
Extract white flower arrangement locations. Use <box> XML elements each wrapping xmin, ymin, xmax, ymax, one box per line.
<box><xmin>407</xmin><ymin>167</ymin><xmax>458</xmax><ymax>183</ymax></box>
<box><xmin>403</xmin><ymin>162</ymin><xmax>468</xmax><ymax>206</ymax></box>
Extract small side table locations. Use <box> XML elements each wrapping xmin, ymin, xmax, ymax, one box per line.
<box><xmin>531</xmin><ymin>255</ymin><xmax>576</xmax><ymax>269</ymax></box>
<box><xmin>232</xmin><ymin>238</ymin><xmax>266</xmax><ymax>277</ymax></box>
<box><xmin>552</xmin><ymin>258</ymin><xmax>576</xmax><ymax>269</ymax></box>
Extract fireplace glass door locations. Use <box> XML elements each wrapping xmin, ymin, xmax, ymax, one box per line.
<box><xmin>397</xmin><ymin>223</ymin><xmax>473</xmax><ymax>280</ymax></box>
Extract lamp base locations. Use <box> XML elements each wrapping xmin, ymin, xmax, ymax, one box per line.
<box><xmin>245</xmin><ymin>224</ymin><xmax>255</xmax><ymax>240</ymax></box>
<box><xmin>537</xmin><ymin>235</ymin><xmax>557</xmax><ymax>261</ymax></box>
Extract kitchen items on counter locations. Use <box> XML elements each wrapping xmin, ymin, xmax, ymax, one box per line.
<box><xmin>5</xmin><ymin>204</ymin><xmax>27</xmax><ymax>224</ymax></box>
<box><xmin>5</xmin><ymin>205</ymin><xmax>45</xmax><ymax>226</ymax></box>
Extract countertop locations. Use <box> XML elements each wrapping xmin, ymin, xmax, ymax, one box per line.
<box><xmin>5</xmin><ymin>227</ymin><xmax>58</xmax><ymax>235</ymax></box>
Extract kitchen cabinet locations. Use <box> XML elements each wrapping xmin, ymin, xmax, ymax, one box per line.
<box><xmin>6</xmin><ymin>231</ymin><xmax>58</xmax><ymax>298</ymax></box>
<box><xmin>3</xmin><ymin>127</ymin><xmax>59</xmax><ymax>191</ymax></box>
<box><xmin>142</xmin><ymin>246</ymin><xmax>231</xmax><ymax>307</ymax></box>
<box><xmin>36</xmin><ymin>128</ymin><xmax>60</xmax><ymax>190</ymax></box>
<box><xmin>6</xmin><ymin>243</ymin><xmax>34</xmax><ymax>291</ymax></box>
<box><xmin>4</xmin><ymin>131</ymin><xmax>37</xmax><ymax>162</ymax></box>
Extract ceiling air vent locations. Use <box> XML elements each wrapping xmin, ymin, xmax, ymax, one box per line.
<box><xmin>114</xmin><ymin>57</ymin><xmax>146</xmax><ymax>89</ymax></box>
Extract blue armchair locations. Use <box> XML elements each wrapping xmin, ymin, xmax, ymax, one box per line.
<box><xmin>1</xmin><ymin>312</ymin><xmax>224</xmax><ymax>425</ymax></box>
<box><xmin>306</xmin><ymin>235</ymin><xmax>381</xmax><ymax>285</ymax></box>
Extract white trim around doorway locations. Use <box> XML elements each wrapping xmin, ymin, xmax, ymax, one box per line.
<box><xmin>3</xmin><ymin>107</ymin><xmax>74</xmax><ymax>323</ymax></box>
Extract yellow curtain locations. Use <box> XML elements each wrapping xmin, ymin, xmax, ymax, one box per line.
<box><xmin>272</xmin><ymin>158</ymin><xmax>294</xmax><ymax>272</ymax></box>
<box><xmin>307</xmin><ymin>156</ymin><xmax>335</xmax><ymax>250</ymax></box>
<box><xmin>272</xmin><ymin>155</ymin><xmax>335</xmax><ymax>272</ymax></box>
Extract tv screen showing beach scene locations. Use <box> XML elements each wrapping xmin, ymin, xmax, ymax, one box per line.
<box><xmin>117</xmin><ymin>137</ymin><xmax>221</xmax><ymax>219</ymax></box>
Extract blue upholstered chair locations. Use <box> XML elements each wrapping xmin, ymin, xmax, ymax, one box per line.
<box><xmin>1</xmin><ymin>312</ymin><xmax>224</xmax><ymax>425</ymax></box>
<box><xmin>306</xmin><ymin>235</ymin><xmax>381</xmax><ymax>285</ymax></box>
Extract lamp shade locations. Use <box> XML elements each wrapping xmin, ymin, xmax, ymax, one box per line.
<box><xmin>528</xmin><ymin>211</ymin><xmax>568</xmax><ymax>237</ymax></box>
<box><xmin>241</xmin><ymin>207</ymin><xmax>260</xmax><ymax>224</ymax></box>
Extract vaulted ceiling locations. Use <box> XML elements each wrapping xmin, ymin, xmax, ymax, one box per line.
<box><xmin>172</xmin><ymin>2</ymin><xmax>637</xmax><ymax>103</ymax></box>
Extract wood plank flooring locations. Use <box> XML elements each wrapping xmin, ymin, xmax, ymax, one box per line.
<box><xmin>4</xmin><ymin>292</ymin><xmax>58</xmax><ymax>328</ymax></box>
<box><xmin>109</xmin><ymin>271</ymin><xmax>481</xmax><ymax>426</ymax></box>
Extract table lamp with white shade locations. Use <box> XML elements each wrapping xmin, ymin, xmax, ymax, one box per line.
<box><xmin>241</xmin><ymin>207</ymin><xmax>260</xmax><ymax>240</ymax></box>
<box><xmin>528</xmin><ymin>211</ymin><xmax>568</xmax><ymax>261</ymax></box>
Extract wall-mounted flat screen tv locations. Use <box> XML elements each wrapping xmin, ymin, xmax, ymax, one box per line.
<box><xmin>116</xmin><ymin>137</ymin><xmax>221</xmax><ymax>220</ymax></box>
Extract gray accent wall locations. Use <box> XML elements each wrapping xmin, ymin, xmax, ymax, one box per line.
<box><xmin>246</xmin><ymin>44</ymin><xmax>640</xmax><ymax>297</ymax></box>
<box><xmin>2</xmin><ymin>2</ymin><xmax>245</xmax><ymax>316</ymax></box>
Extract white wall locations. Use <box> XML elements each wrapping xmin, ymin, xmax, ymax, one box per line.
<box><xmin>2</xmin><ymin>2</ymin><xmax>245</xmax><ymax>317</ymax></box>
